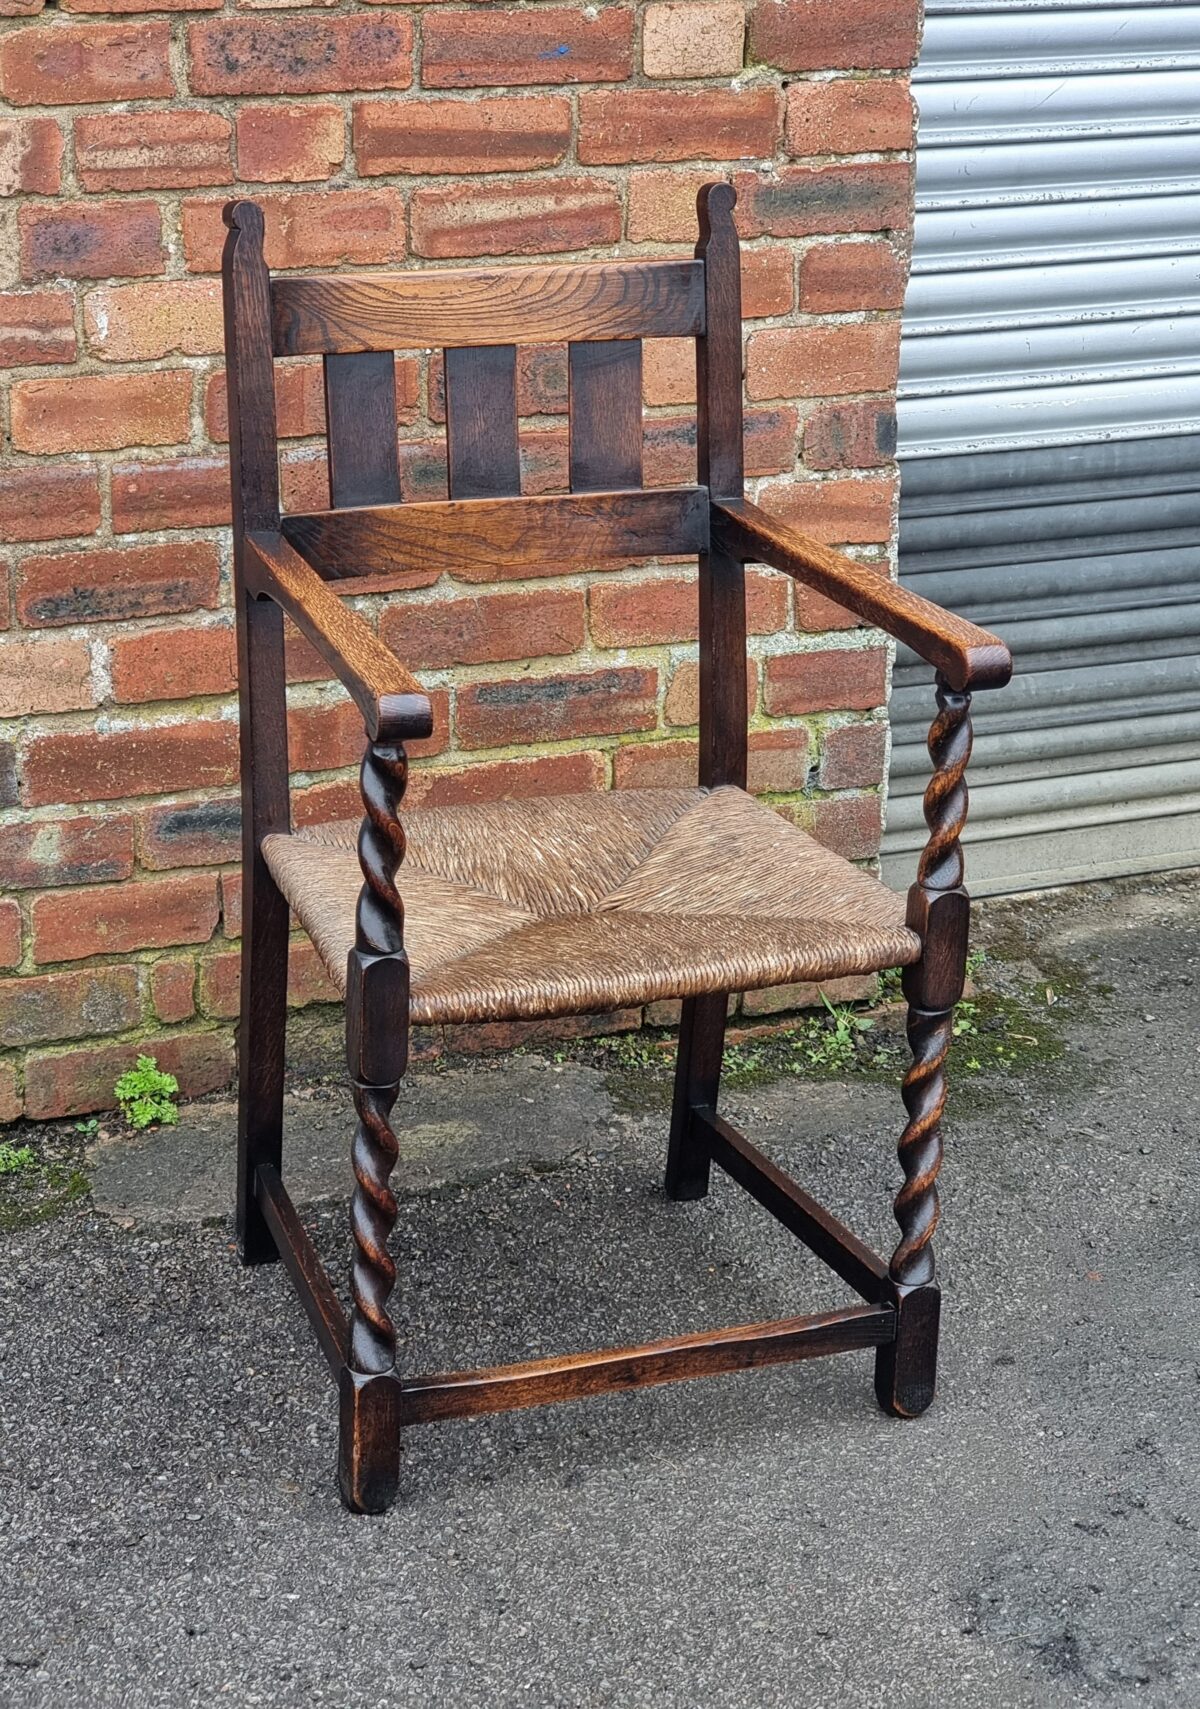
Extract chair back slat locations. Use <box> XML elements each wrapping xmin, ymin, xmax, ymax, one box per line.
<box><xmin>272</xmin><ymin>260</ymin><xmax>705</xmax><ymax>356</ymax></box>
<box><xmin>568</xmin><ymin>341</ymin><xmax>643</xmax><ymax>493</ymax></box>
<box><xmin>445</xmin><ymin>345</ymin><xmax>522</xmax><ymax>499</ymax></box>
<box><xmin>324</xmin><ymin>351</ymin><xmax>401</xmax><ymax>508</ymax></box>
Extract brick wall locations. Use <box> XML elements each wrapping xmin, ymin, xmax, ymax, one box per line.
<box><xmin>0</xmin><ymin>0</ymin><xmax>922</xmax><ymax>1122</ymax></box>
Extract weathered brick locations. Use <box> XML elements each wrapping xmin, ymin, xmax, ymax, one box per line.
<box><xmin>204</xmin><ymin>358</ymin><xmax>339</xmax><ymax>441</ymax></box>
<box><xmin>17</xmin><ymin>543</ymin><xmax>220</xmax><ymax>628</ymax></box>
<box><xmin>785</xmin><ymin>792</ymin><xmax>882</xmax><ymax>861</ymax></box>
<box><xmin>111</xmin><ymin>457</ymin><xmax>230</xmax><ymax>534</ymax></box>
<box><xmin>751</xmin><ymin>0</ymin><xmax>921</xmax><ymax>71</ymax></box>
<box><xmin>741</xmin><ymin>971</ymin><xmax>874</xmax><ymax>1017</ymax></box>
<box><xmin>183</xmin><ymin>188</ymin><xmax>405</xmax><ymax>272</ymax></box>
<box><xmin>817</xmin><ymin>719</ymin><xmax>888</xmax><ymax>789</ymax></box>
<box><xmin>642</xmin><ymin>1</ymin><xmax>744</xmax><ymax>76</ymax></box>
<box><xmin>236</xmin><ymin>102</ymin><xmax>344</xmax><ymax>183</ymax></box>
<box><xmin>412</xmin><ymin>178</ymin><xmax>621</xmax><ymax>261</ymax></box>
<box><xmin>0</xmin><ymin>746</ymin><xmax>18</xmax><ymax>812</ymax></box>
<box><xmin>798</xmin><ymin>238</ymin><xmax>908</xmax><ymax>312</ymax></box>
<box><xmin>0</xmin><ymin>116</ymin><xmax>62</xmax><ymax>194</ymax></box>
<box><xmin>805</xmin><ymin>400</ymin><xmax>897</xmax><ymax>470</ymax></box>
<box><xmin>763</xmin><ymin>646</ymin><xmax>887</xmax><ymax>715</ymax></box>
<box><xmin>0</xmin><ymin>635</ymin><xmax>94</xmax><ymax>717</ymax></box>
<box><xmin>24</xmin><ymin>1028</ymin><xmax>234</xmax><ymax>1120</ymax></box>
<box><xmin>733</xmin><ymin>163</ymin><xmax>912</xmax><ymax>237</ymax></box>
<box><xmin>663</xmin><ymin>659</ymin><xmax>757</xmax><ymax>726</ymax></box>
<box><xmin>578</xmin><ymin>88</ymin><xmax>778</xmax><ymax>165</ymax></box>
<box><xmin>10</xmin><ymin>371</ymin><xmax>192</xmax><ymax>454</ymax></box>
<box><xmin>188</xmin><ymin>14</ymin><xmax>411</xmax><ymax>96</ymax></box>
<box><xmin>0</xmin><ymin>1060</ymin><xmax>20</xmax><ymax>1125</ymax></box>
<box><xmin>62</xmin><ymin>0</ymin><xmax>220</xmax><ymax>13</ymax></box>
<box><xmin>747</xmin><ymin>323</ymin><xmax>901</xmax><ymax>401</ymax></box>
<box><xmin>110</xmin><ymin>623</ymin><xmax>236</xmax><ymax>705</ymax></box>
<box><xmin>405</xmin><ymin>749</ymin><xmax>607</xmax><ymax>810</ymax></box>
<box><xmin>31</xmin><ymin>872</ymin><xmax>219</xmax><ymax>964</ymax></box>
<box><xmin>0</xmin><ymin>467</ymin><xmax>101</xmax><ymax>545</ymax></box>
<box><xmin>219</xmin><ymin>872</ymin><xmax>242</xmax><ymax>939</ymax></box>
<box><xmin>627</xmin><ymin>168</ymin><xmax>723</xmax><ymax>243</ymax></box>
<box><xmin>0</xmin><ymin>291</ymin><xmax>75</xmax><ymax>366</ymax></box>
<box><xmin>150</xmin><ymin>957</ymin><xmax>196</xmax><ymax>1025</ymax></box>
<box><xmin>444</xmin><ymin>1009</ymin><xmax>640</xmax><ymax>1056</ymax></box>
<box><xmin>0</xmin><ymin>900</ymin><xmax>21</xmax><ymax>971</ymax></box>
<box><xmin>757</xmin><ymin>472</ymin><xmax>896</xmax><ymax>544</ymax></box>
<box><xmin>0</xmin><ymin>21</ymin><xmax>172</xmax><ymax>105</ymax></box>
<box><xmin>287</xmin><ymin>697</ymin><xmax>364</xmax><ymax>774</ymax></box>
<box><xmin>0</xmin><ymin>814</ymin><xmax>136</xmax><ymax>891</ymax></box>
<box><xmin>356</xmin><ymin>96</ymin><xmax>571</xmax><ymax>176</ymax></box>
<box><xmin>22</xmin><ymin>721</ymin><xmax>239</xmax><ymax>807</ymax></box>
<box><xmin>381</xmin><ymin>588</ymin><xmax>584</xmax><ymax>670</ymax></box>
<box><xmin>590</xmin><ymin>569</ymin><xmax>786</xmax><ymax>647</ymax></box>
<box><xmin>785</xmin><ymin>76</ymin><xmax>914</xmax><ymax>156</ymax></box>
<box><xmin>0</xmin><ymin>966</ymin><xmax>140</xmax><ymax>1048</ymax></box>
<box><xmin>643</xmin><ymin>337</ymin><xmax>695</xmax><ymax>405</ymax></box>
<box><xmin>75</xmin><ymin>110</ymin><xmax>231</xmax><ymax>192</ymax></box>
<box><xmin>458</xmin><ymin>667</ymin><xmax>658</xmax><ymax>749</ymax></box>
<box><xmin>19</xmin><ymin>199</ymin><xmax>163</xmax><ymax>282</ymax></box>
<box><xmin>741</xmin><ymin>246</ymin><xmax>794</xmax><ymax>317</ymax></box>
<box><xmin>84</xmin><ymin>280</ymin><xmax>223</xmax><ymax>362</ymax></box>
<box><xmin>423</xmin><ymin>9</ymin><xmax>633</xmax><ymax>88</ymax></box>
<box><xmin>137</xmin><ymin>794</ymin><xmax>240</xmax><ymax>869</ymax></box>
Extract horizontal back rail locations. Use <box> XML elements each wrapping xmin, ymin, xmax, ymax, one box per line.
<box><xmin>281</xmin><ymin>487</ymin><xmax>709</xmax><ymax>581</ymax></box>
<box><xmin>272</xmin><ymin>260</ymin><xmax>706</xmax><ymax>356</ymax></box>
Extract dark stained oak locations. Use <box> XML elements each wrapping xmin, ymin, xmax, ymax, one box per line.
<box><xmin>325</xmin><ymin>351</ymin><xmax>401</xmax><ymax>509</ymax></box>
<box><xmin>568</xmin><ymin>339</ymin><xmax>643</xmax><ymax>492</ymax></box>
<box><xmin>665</xmin><ymin>989</ymin><xmax>725</xmax><ymax>1201</ymax></box>
<box><xmin>282</xmin><ymin>487</ymin><xmax>709</xmax><ymax>581</ymax></box>
<box><xmin>272</xmin><ymin>259</ymin><xmax>706</xmax><ymax>355</ymax></box>
<box><xmin>255</xmin><ymin>1164</ymin><xmax>347</xmax><ymax>1378</ymax></box>
<box><xmin>445</xmin><ymin>344</ymin><xmax>521</xmax><ymax>499</ymax></box>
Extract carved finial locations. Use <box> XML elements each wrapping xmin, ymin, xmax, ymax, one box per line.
<box><xmin>223</xmin><ymin>198</ymin><xmax>265</xmax><ymax>238</ymax></box>
<box><xmin>697</xmin><ymin>180</ymin><xmax>737</xmax><ymax>246</ymax></box>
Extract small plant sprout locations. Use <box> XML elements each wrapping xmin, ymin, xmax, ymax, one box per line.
<box><xmin>114</xmin><ymin>1055</ymin><xmax>180</xmax><ymax>1131</ymax></box>
<box><xmin>0</xmin><ymin>1142</ymin><xmax>35</xmax><ymax>1176</ymax></box>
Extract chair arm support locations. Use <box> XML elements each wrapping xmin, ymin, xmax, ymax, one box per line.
<box><xmin>245</xmin><ymin>530</ymin><xmax>434</xmax><ymax>744</ymax></box>
<box><xmin>709</xmin><ymin>498</ymin><xmax>1012</xmax><ymax>694</ymax></box>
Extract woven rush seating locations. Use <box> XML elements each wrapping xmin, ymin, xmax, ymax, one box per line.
<box><xmin>263</xmin><ymin>786</ymin><xmax>922</xmax><ymax>1026</ymax></box>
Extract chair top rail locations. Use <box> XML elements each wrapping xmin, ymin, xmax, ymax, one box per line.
<box><xmin>271</xmin><ymin>259</ymin><xmax>706</xmax><ymax>356</ymax></box>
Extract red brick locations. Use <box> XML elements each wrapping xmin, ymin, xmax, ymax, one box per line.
<box><xmin>137</xmin><ymin>794</ymin><xmax>240</xmax><ymax>869</ymax></box>
<box><xmin>644</xmin><ymin>338</ymin><xmax>694</xmax><ymax>405</ymax></box>
<box><xmin>747</xmin><ymin>323</ymin><xmax>901</xmax><ymax>401</ymax></box>
<box><xmin>287</xmin><ymin>697</ymin><xmax>363</xmax><ymax>774</ymax></box>
<box><xmin>111</xmin><ymin>457</ymin><xmax>230</xmax><ymax>534</ymax></box>
<box><xmin>62</xmin><ymin>0</ymin><xmax>220</xmax><ymax>12</ymax></box>
<box><xmin>640</xmin><ymin>406</ymin><xmax>795</xmax><ymax>486</ymax></box>
<box><xmin>817</xmin><ymin>719</ymin><xmax>888</xmax><ymax>789</ymax></box>
<box><xmin>0</xmin><ymin>636</ymin><xmax>94</xmax><ymax>717</ymax></box>
<box><xmin>411</xmin><ymin>177</ymin><xmax>621</xmax><ymax>261</ymax></box>
<box><xmin>150</xmin><ymin>957</ymin><xmax>196</xmax><ymax>1025</ymax></box>
<box><xmin>355</xmin><ymin>96</ymin><xmax>571</xmax><ymax>176</ymax></box>
<box><xmin>741</xmin><ymin>247</ymin><xmax>794</xmax><ymax>317</ymax></box>
<box><xmin>0</xmin><ymin>291</ymin><xmax>75</xmax><ymax>366</ymax></box>
<box><xmin>0</xmin><ymin>966</ymin><xmax>140</xmax><ymax>1047</ymax></box>
<box><xmin>84</xmin><ymin>279</ymin><xmax>223</xmax><ymax>362</ymax></box>
<box><xmin>733</xmin><ymin>163</ymin><xmax>912</xmax><ymax>238</ymax></box>
<box><xmin>785</xmin><ymin>77</ymin><xmax>914</xmax><ymax>156</ymax></box>
<box><xmin>220</xmin><ymin>871</ymin><xmax>242</xmax><ymax>939</ymax></box>
<box><xmin>289</xmin><ymin>775</ymin><xmax>361</xmax><ymax>828</ymax></box>
<box><xmin>287</xmin><ymin>939</ymin><xmax>338</xmax><ymax>1009</ymax></box>
<box><xmin>17</xmin><ymin>543</ymin><xmax>220</xmax><ymax>628</ymax></box>
<box><xmin>0</xmin><ymin>116</ymin><xmax>62</xmax><ymax>193</ymax></box>
<box><xmin>23</xmin><ymin>1028</ymin><xmax>234</xmax><ymax>1120</ymax></box>
<box><xmin>763</xmin><ymin>647</ymin><xmax>887</xmax><ymax>715</ymax></box>
<box><xmin>747</xmin><ymin>727</ymin><xmax>813</xmax><ymax>794</ymax></box>
<box><xmin>0</xmin><ymin>814</ymin><xmax>135</xmax><ymax>891</ymax></box>
<box><xmin>381</xmin><ymin>588</ymin><xmax>584</xmax><ymax>670</ymax></box>
<box><xmin>183</xmin><ymin>188</ymin><xmax>405</xmax><ymax>272</ymax></box>
<box><xmin>405</xmin><ymin>749</ymin><xmax>607</xmax><ymax>810</ymax></box>
<box><xmin>444</xmin><ymin>1009</ymin><xmax>639</xmax><ymax>1056</ymax></box>
<box><xmin>589</xmin><ymin>569</ymin><xmax>787</xmax><ymax>648</ymax></box>
<box><xmin>642</xmin><ymin>1</ymin><xmax>744</xmax><ymax>75</ymax></box>
<box><xmin>786</xmin><ymin>793</ymin><xmax>882</xmax><ymax>861</ymax></box>
<box><xmin>612</xmin><ymin>736</ymin><xmax>695</xmax><ymax>790</ymax></box>
<box><xmin>805</xmin><ymin>400</ymin><xmax>897</xmax><ymax>470</ymax></box>
<box><xmin>423</xmin><ymin>9</ymin><xmax>633</xmax><ymax>88</ymax></box>
<box><xmin>31</xmin><ymin>871</ymin><xmax>219</xmax><ymax>964</ymax></box>
<box><xmin>19</xmin><ymin>199</ymin><xmax>163</xmax><ymax>282</ymax></box>
<box><xmin>75</xmin><ymin>110</ymin><xmax>230</xmax><ymax>192</ymax></box>
<box><xmin>0</xmin><ymin>21</ymin><xmax>172</xmax><ymax>105</ymax></box>
<box><xmin>627</xmin><ymin>168</ymin><xmax>722</xmax><ymax>243</ymax></box>
<box><xmin>0</xmin><ymin>744</ymin><xmax>17</xmax><ymax>810</ymax></box>
<box><xmin>578</xmin><ymin>88</ymin><xmax>779</xmax><ymax>165</ymax></box>
<box><xmin>22</xmin><ymin>721</ymin><xmax>238</xmax><ymax>807</ymax></box>
<box><xmin>0</xmin><ymin>900</ymin><xmax>21</xmax><ymax>970</ymax></box>
<box><xmin>751</xmin><ymin>0</ymin><xmax>921</xmax><ymax>71</ymax></box>
<box><xmin>0</xmin><ymin>1060</ymin><xmax>20</xmax><ymax>1125</ymax></box>
<box><xmin>236</xmin><ymin>102</ymin><xmax>344</xmax><ymax>183</ymax></box>
<box><xmin>741</xmin><ymin>971</ymin><xmax>874</xmax><ymax>1017</ymax></box>
<box><xmin>198</xmin><ymin>949</ymin><xmax>239</xmax><ymax>1020</ymax></box>
<box><xmin>0</xmin><ymin>467</ymin><xmax>101</xmax><ymax>545</ymax></box>
<box><xmin>204</xmin><ymin>358</ymin><xmax>345</xmax><ymax>442</ymax></box>
<box><xmin>10</xmin><ymin>370</ymin><xmax>191</xmax><ymax>455</ymax></box>
<box><xmin>757</xmin><ymin>472</ymin><xmax>896</xmax><ymax>544</ymax></box>
<box><xmin>663</xmin><ymin>659</ymin><xmax>757</xmax><ymax>726</ymax></box>
<box><xmin>458</xmin><ymin>666</ymin><xmax>657</xmax><ymax>749</ymax></box>
<box><xmin>744</xmin><ymin>406</ymin><xmax>800</xmax><ymax>478</ymax></box>
<box><xmin>798</xmin><ymin>239</ymin><xmax>908</xmax><ymax>312</ymax></box>
<box><xmin>110</xmin><ymin>623</ymin><xmax>236</xmax><ymax>705</ymax></box>
<box><xmin>188</xmin><ymin>14</ymin><xmax>411</xmax><ymax>96</ymax></box>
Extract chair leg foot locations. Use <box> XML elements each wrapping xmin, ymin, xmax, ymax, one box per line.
<box><xmin>874</xmin><ymin>1281</ymin><xmax>940</xmax><ymax>1418</ymax></box>
<box><xmin>665</xmin><ymin>992</ymin><xmax>726</xmax><ymax>1201</ymax></box>
<box><xmin>338</xmin><ymin>1367</ymin><xmax>402</xmax><ymax>1514</ymax></box>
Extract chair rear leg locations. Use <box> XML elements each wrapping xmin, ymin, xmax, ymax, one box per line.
<box><xmin>236</xmin><ymin>851</ymin><xmax>290</xmax><ymax>1266</ymax></box>
<box><xmin>666</xmin><ymin>991</ymin><xmax>728</xmax><ymax>1200</ymax></box>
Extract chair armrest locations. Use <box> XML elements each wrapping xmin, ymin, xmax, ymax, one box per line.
<box><xmin>710</xmin><ymin>497</ymin><xmax>1012</xmax><ymax>694</ymax></box>
<box><xmin>245</xmin><ymin>530</ymin><xmax>434</xmax><ymax>744</ymax></box>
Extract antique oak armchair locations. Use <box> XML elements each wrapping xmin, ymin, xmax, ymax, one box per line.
<box><xmin>221</xmin><ymin>188</ymin><xmax>1011</xmax><ymax>1513</ymax></box>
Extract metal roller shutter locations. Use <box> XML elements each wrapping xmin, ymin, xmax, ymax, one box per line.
<box><xmin>884</xmin><ymin>0</ymin><xmax>1200</xmax><ymax>894</ymax></box>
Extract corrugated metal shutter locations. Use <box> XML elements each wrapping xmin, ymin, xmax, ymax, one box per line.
<box><xmin>884</xmin><ymin>0</ymin><xmax>1200</xmax><ymax>893</ymax></box>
